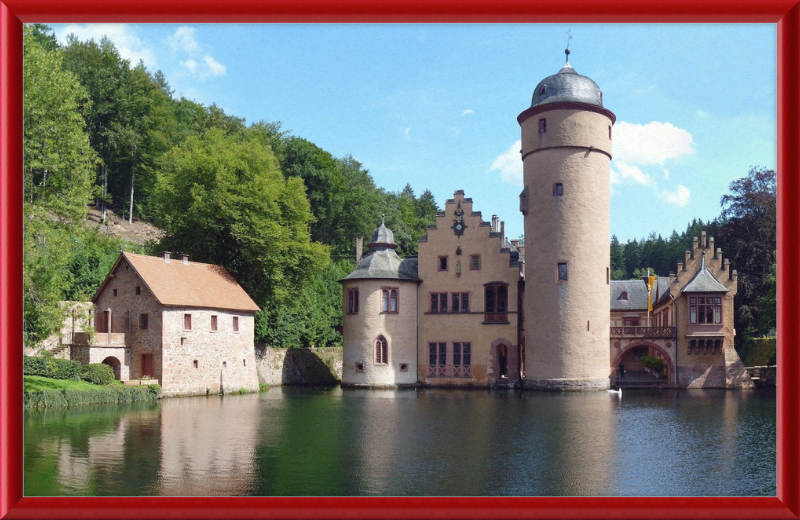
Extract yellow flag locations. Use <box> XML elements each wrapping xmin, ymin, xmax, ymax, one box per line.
<box><xmin>647</xmin><ymin>276</ymin><xmax>656</xmax><ymax>311</ymax></box>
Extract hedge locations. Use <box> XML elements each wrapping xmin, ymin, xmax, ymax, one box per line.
<box><xmin>23</xmin><ymin>356</ymin><xmax>82</xmax><ymax>381</ymax></box>
<box><xmin>24</xmin><ymin>384</ymin><xmax>161</xmax><ymax>409</ymax></box>
<box><xmin>80</xmin><ymin>363</ymin><xmax>116</xmax><ymax>385</ymax></box>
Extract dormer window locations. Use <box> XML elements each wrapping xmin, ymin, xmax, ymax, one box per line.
<box><xmin>540</xmin><ymin>85</ymin><xmax>546</xmax><ymax>95</ymax></box>
<box><xmin>620</xmin><ymin>291</ymin><xmax>628</xmax><ymax>300</ymax></box>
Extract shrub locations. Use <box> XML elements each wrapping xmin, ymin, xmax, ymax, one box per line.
<box><xmin>23</xmin><ymin>355</ymin><xmax>82</xmax><ymax>381</ymax></box>
<box><xmin>80</xmin><ymin>363</ymin><xmax>116</xmax><ymax>385</ymax></box>
<box><xmin>23</xmin><ymin>356</ymin><xmax>48</xmax><ymax>377</ymax></box>
<box><xmin>641</xmin><ymin>356</ymin><xmax>666</xmax><ymax>373</ymax></box>
<box><xmin>259</xmin><ymin>382</ymin><xmax>270</xmax><ymax>392</ymax></box>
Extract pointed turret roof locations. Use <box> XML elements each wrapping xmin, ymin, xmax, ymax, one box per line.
<box><xmin>681</xmin><ymin>253</ymin><xmax>729</xmax><ymax>293</ymax></box>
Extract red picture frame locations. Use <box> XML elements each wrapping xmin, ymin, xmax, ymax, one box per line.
<box><xmin>2</xmin><ymin>1</ymin><xmax>798</xmax><ymax>518</ymax></box>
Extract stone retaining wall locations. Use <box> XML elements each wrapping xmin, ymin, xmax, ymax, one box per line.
<box><xmin>255</xmin><ymin>345</ymin><xmax>342</xmax><ymax>386</ymax></box>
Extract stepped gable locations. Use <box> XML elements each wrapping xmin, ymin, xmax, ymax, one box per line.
<box><xmin>93</xmin><ymin>252</ymin><xmax>260</xmax><ymax>312</ymax></box>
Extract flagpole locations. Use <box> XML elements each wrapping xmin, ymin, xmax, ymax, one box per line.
<box><xmin>647</xmin><ymin>268</ymin><xmax>651</xmax><ymax>328</ymax></box>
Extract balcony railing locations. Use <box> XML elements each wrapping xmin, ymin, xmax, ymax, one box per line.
<box><xmin>610</xmin><ymin>326</ymin><xmax>676</xmax><ymax>338</ymax></box>
<box><xmin>71</xmin><ymin>331</ymin><xmax>127</xmax><ymax>346</ymax></box>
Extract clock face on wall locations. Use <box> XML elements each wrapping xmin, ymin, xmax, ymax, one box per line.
<box><xmin>452</xmin><ymin>201</ymin><xmax>465</xmax><ymax>236</ymax></box>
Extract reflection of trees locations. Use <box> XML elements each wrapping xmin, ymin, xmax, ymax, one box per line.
<box><xmin>252</xmin><ymin>387</ymin><xmax>349</xmax><ymax>496</ymax></box>
<box><xmin>24</xmin><ymin>402</ymin><xmax>161</xmax><ymax>496</ymax></box>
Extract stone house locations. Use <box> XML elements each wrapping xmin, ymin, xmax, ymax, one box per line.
<box><xmin>609</xmin><ymin>231</ymin><xmax>753</xmax><ymax>388</ymax></box>
<box><xmin>71</xmin><ymin>251</ymin><xmax>261</xmax><ymax>396</ymax></box>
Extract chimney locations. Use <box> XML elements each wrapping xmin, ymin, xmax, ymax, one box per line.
<box><xmin>492</xmin><ymin>215</ymin><xmax>499</xmax><ymax>233</ymax></box>
<box><xmin>500</xmin><ymin>221</ymin><xmax>505</xmax><ymax>241</ymax></box>
<box><xmin>701</xmin><ymin>231</ymin><xmax>707</xmax><ymax>248</ymax></box>
<box><xmin>355</xmin><ymin>237</ymin><xmax>364</xmax><ymax>262</ymax></box>
<box><xmin>181</xmin><ymin>254</ymin><xmax>189</xmax><ymax>265</ymax></box>
<box><xmin>160</xmin><ymin>251</ymin><xmax>171</xmax><ymax>263</ymax></box>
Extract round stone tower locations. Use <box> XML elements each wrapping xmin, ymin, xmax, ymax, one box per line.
<box><xmin>518</xmin><ymin>51</ymin><xmax>615</xmax><ymax>390</ymax></box>
<box><xmin>340</xmin><ymin>221</ymin><xmax>420</xmax><ymax>387</ymax></box>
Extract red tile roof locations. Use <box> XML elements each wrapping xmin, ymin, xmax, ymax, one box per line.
<box><xmin>96</xmin><ymin>252</ymin><xmax>260</xmax><ymax>312</ymax></box>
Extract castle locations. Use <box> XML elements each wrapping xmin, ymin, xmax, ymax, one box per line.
<box><xmin>340</xmin><ymin>54</ymin><xmax>753</xmax><ymax>390</ymax></box>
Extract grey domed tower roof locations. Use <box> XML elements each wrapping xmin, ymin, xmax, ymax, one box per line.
<box><xmin>341</xmin><ymin>220</ymin><xmax>420</xmax><ymax>282</ymax></box>
<box><xmin>518</xmin><ymin>50</ymin><xmax>615</xmax><ymax>125</ymax></box>
<box><xmin>530</xmin><ymin>52</ymin><xmax>604</xmax><ymax>109</ymax></box>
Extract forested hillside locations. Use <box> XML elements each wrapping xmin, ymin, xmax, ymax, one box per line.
<box><xmin>23</xmin><ymin>24</ymin><xmax>776</xmax><ymax>357</ymax></box>
<box><xmin>23</xmin><ymin>24</ymin><xmax>438</xmax><ymax>349</ymax></box>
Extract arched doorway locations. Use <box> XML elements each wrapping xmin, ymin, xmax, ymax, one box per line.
<box><xmin>497</xmin><ymin>344</ymin><xmax>508</xmax><ymax>379</ymax></box>
<box><xmin>102</xmin><ymin>356</ymin><xmax>121</xmax><ymax>380</ymax></box>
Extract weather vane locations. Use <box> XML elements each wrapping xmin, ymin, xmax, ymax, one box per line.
<box><xmin>565</xmin><ymin>28</ymin><xmax>572</xmax><ymax>62</ymax></box>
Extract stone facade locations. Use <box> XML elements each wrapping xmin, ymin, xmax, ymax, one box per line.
<box><xmin>417</xmin><ymin>193</ymin><xmax>521</xmax><ymax>387</ymax></box>
<box><xmin>72</xmin><ymin>252</ymin><xmax>261</xmax><ymax>396</ymax></box>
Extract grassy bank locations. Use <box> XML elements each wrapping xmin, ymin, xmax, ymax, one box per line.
<box><xmin>24</xmin><ymin>376</ymin><xmax>161</xmax><ymax>409</ymax></box>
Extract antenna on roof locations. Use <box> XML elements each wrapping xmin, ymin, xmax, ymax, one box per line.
<box><xmin>565</xmin><ymin>28</ymin><xmax>572</xmax><ymax>63</ymax></box>
<box><xmin>381</xmin><ymin>214</ymin><xmax>385</xmax><ymax>226</ymax></box>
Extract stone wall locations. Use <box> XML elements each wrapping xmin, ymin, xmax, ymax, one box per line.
<box><xmin>255</xmin><ymin>345</ymin><xmax>342</xmax><ymax>386</ymax></box>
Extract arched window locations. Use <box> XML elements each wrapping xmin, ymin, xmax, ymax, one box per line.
<box><xmin>347</xmin><ymin>288</ymin><xmax>359</xmax><ymax>314</ymax></box>
<box><xmin>484</xmin><ymin>283</ymin><xmax>509</xmax><ymax>323</ymax></box>
<box><xmin>381</xmin><ymin>287</ymin><xmax>398</xmax><ymax>313</ymax></box>
<box><xmin>374</xmin><ymin>336</ymin><xmax>389</xmax><ymax>365</ymax></box>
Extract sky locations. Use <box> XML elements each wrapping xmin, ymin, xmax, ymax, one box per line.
<box><xmin>50</xmin><ymin>23</ymin><xmax>777</xmax><ymax>243</ymax></box>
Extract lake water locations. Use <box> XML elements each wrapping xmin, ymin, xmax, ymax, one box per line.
<box><xmin>23</xmin><ymin>386</ymin><xmax>776</xmax><ymax>497</ymax></box>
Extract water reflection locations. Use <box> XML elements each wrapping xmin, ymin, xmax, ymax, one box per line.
<box><xmin>24</xmin><ymin>388</ymin><xmax>776</xmax><ymax>497</ymax></box>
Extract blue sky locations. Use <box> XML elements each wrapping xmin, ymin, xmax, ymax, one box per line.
<box><xmin>50</xmin><ymin>23</ymin><xmax>777</xmax><ymax>243</ymax></box>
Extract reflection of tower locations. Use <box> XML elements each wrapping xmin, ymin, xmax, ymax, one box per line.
<box><xmin>518</xmin><ymin>50</ymin><xmax>615</xmax><ymax>390</ymax></box>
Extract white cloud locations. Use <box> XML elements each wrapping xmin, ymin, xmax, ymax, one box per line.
<box><xmin>461</xmin><ymin>109</ymin><xmax>475</xmax><ymax>116</ymax></box>
<box><xmin>661</xmin><ymin>184</ymin><xmax>691</xmax><ymax>207</ymax></box>
<box><xmin>203</xmin><ymin>56</ymin><xmax>227</xmax><ymax>76</ymax></box>
<box><xmin>489</xmin><ymin>140</ymin><xmax>523</xmax><ymax>186</ymax></box>
<box><xmin>168</xmin><ymin>26</ymin><xmax>226</xmax><ymax>80</ymax></box>
<box><xmin>181</xmin><ymin>59</ymin><xmax>199</xmax><ymax>75</ymax></box>
<box><xmin>613</xmin><ymin>121</ymin><xmax>693</xmax><ymax>166</ymax></box>
<box><xmin>612</xmin><ymin>162</ymin><xmax>654</xmax><ymax>186</ymax></box>
<box><xmin>168</xmin><ymin>26</ymin><xmax>199</xmax><ymax>54</ymax></box>
<box><xmin>55</xmin><ymin>24</ymin><xmax>157</xmax><ymax>69</ymax></box>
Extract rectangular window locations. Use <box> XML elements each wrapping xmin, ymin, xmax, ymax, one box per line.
<box><xmin>382</xmin><ymin>288</ymin><xmax>399</xmax><ymax>313</ymax></box>
<box><xmin>193</xmin><ymin>360</ymin><xmax>198</xmax><ymax>368</ymax></box>
<box><xmin>554</xmin><ymin>183</ymin><xmax>563</xmax><ymax>196</ymax></box>
<box><xmin>184</xmin><ymin>313</ymin><xmax>192</xmax><ymax>330</ymax></box>
<box><xmin>470</xmin><ymin>255</ymin><xmax>480</xmax><ymax>270</ymax></box>
<box><xmin>347</xmin><ymin>288</ymin><xmax>359</xmax><ymax>314</ymax></box>
<box><xmin>233</xmin><ymin>316</ymin><xmax>239</xmax><ymax>332</ymax></box>
<box><xmin>714</xmin><ymin>297</ymin><xmax>722</xmax><ymax>324</ymax></box>
<box><xmin>539</xmin><ymin>118</ymin><xmax>547</xmax><ymax>134</ymax></box>
<box><xmin>557</xmin><ymin>263</ymin><xmax>568</xmax><ymax>281</ymax></box>
<box><xmin>453</xmin><ymin>342</ymin><xmax>472</xmax><ymax>367</ymax></box>
<box><xmin>484</xmin><ymin>285</ymin><xmax>508</xmax><ymax>323</ymax></box>
<box><xmin>692</xmin><ymin>296</ymin><xmax>722</xmax><ymax>324</ymax></box>
<box><xmin>451</xmin><ymin>293</ymin><xmax>469</xmax><ymax>313</ymax></box>
<box><xmin>211</xmin><ymin>315</ymin><xmax>218</xmax><ymax>331</ymax></box>
<box><xmin>139</xmin><ymin>313</ymin><xmax>148</xmax><ymax>330</ymax></box>
<box><xmin>135</xmin><ymin>286</ymin><xmax>141</xmax><ymax>295</ymax></box>
<box><xmin>428</xmin><ymin>342</ymin><xmax>447</xmax><ymax>366</ymax></box>
<box><xmin>113</xmin><ymin>289</ymin><xmax>117</xmax><ymax>297</ymax></box>
<box><xmin>431</xmin><ymin>293</ymin><xmax>447</xmax><ymax>313</ymax></box>
<box><xmin>439</xmin><ymin>342</ymin><xmax>447</xmax><ymax>366</ymax></box>
<box><xmin>438</xmin><ymin>256</ymin><xmax>448</xmax><ymax>271</ymax></box>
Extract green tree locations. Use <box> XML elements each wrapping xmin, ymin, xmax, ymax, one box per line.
<box><xmin>23</xmin><ymin>27</ymin><xmax>98</xmax><ymax>347</ymax></box>
<box><xmin>610</xmin><ymin>235</ymin><xmax>627</xmax><ymax>280</ymax></box>
<box><xmin>717</xmin><ymin>167</ymin><xmax>777</xmax><ymax>339</ymax></box>
<box><xmin>152</xmin><ymin>127</ymin><xmax>329</xmax><ymax>321</ymax></box>
<box><xmin>759</xmin><ymin>256</ymin><xmax>776</xmax><ymax>334</ymax></box>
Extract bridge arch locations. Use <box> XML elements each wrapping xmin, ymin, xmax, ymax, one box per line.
<box><xmin>611</xmin><ymin>341</ymin><xmax>676</xmax><ymax>384</ymax></box>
